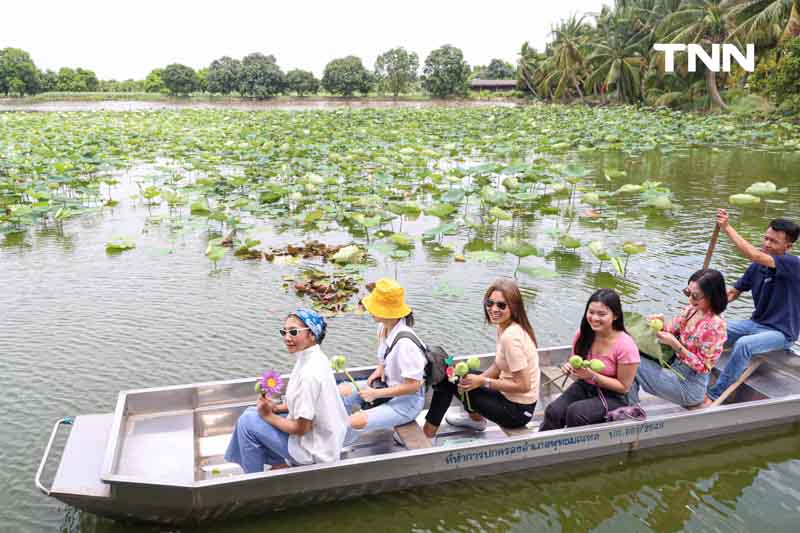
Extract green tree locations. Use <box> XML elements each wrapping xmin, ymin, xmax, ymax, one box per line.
<box><xmin>144</xmin><ymin>68</ymin><xmax>166</xmax><ymax>93</ymax></box>
<box><xmin>286</xmin><ymin>69</ymin><xmax>319</xmax><ymax>96</ymax></box>
<box><xmin>422</xmin><ymin>45</ymin><xmax>470</xmax><ymax>97</ymax></box>
<box><xmin>161</xmin><ymin>64</ymin><xmax>199</xmax><ymax>95</ymax></box>
<box><xmin>470</xmin><ymin>65</ymin><xmax>487</xmax><ymax>79</ymax></box>
<box><xmin>540</xmin><ymin>15</ymin><xmax>591</xmax><ymax>101</ymax></box>
<box><xmin>723</xmin><ymin>0</ymin><xmax>800</xmax><ymax>44</ymax></box>
<box><xmin>587</xmin><ymin>9</ymin><xmax>647</xmax><ymax>103</ymax></box>
<box><xmin>76</xmin><ymin>68</ymin><xmax>99</xmax><ymax>91</ymax></box>
<box><xmin>0</xmin><ymin>47</ymin><xmax>40</xmax><ymax>96</ymax></box>
<box><xmin>196</xmin><ymin>67</ymin><xmax>209</xmax><ymax>92</ymax></box>
<box><xmin>55</xmin><ymin>68</ymin><xmax>81</xmax><ymax>91</ymax></box>
<box><xmin>485</xmin><ymin>58</ymin><xmax>516</xmax><ymax>79</ymax></box>
<box><xmin>39</xmin><ymin>69</ymin><xmax>58</xmax><ymax>92</ymax></box>
<box><xmin>517</xmin><ymin>42</ymin><xmax>546</xmax><ymax>96</ymax></box>
<box><xmin>206</xmin><ymin>56</ymin><xmax>241</xmax><ymax>94</ymax></box>
<box><xmin>374</xmin><ymin>47</ymin><xmax>419</xmax><ymax>97</ymax></box>
<box><xmin>238</xmin><ymin>53</ymin><xmax>287</xmax><ymax>98</ymax></box>
<box><xmin>656</xmin><ymin>0</ymin><xmax>733</xmax><ymax>109</ymax></box>
<box><xmin>322</xmin><ymin>56</ymin><xmax>371</xmax><ymax>96</ymax></box>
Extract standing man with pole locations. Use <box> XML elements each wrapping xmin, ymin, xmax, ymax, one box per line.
<box><xmin>705</xmin><ymin>209</ymin><xmax>800</xmax><ymax>405</ymax></box>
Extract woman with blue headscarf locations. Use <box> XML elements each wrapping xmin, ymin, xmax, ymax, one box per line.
<box><xmin>225</xmin><ymin>308</ymin><xmax>350</xmax><ymax>473</ymax></box>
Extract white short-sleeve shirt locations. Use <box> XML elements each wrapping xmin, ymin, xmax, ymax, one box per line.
<box><xmin>376</xmin><ymin>320</ymin><xmax>427</xmax><ymax>387</ymax></box>
<box><xmin>286</xmin><ymin>344</ymin><xmax>349</xmax><ymax>465</ymax></box>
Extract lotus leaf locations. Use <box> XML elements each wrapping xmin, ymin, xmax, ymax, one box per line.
<box><xmin>331</xmin><ymin>245</ymin><xmax>364</xmax><ymax>265</ymax></box>
<box><xmin>106</xmin><ymin>238</ymin><xmax>136</xmax><ymax>252</ymax></box>
<box><xmin>517</xmin><ymin>266</ymin><xmax>559</xmax><ymax>279</ymax></box>
<box><xmin>744</xmin><ymin>181</ymin><xmax>777</xmax><ymax>196</ymax></box>
<box><xmin>488</xmin><ymin>206</ymin><xmax>512</xmax><ymax>221</ymax></box>
<box><xmin>498</xmin><ymin>238</ymin><xmax>540</xmax><ymax>258</ymax></box>
<box><xmin>729</xmin><ymin>193</ymin><xmax>761</xmax><ymax>206</ymax></box>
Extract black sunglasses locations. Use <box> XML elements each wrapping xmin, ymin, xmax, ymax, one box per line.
<box><xmin>484</xmin><ymin>298</ymin><xmax>508</xmax><ymax>311</ymax></box>
<box><xmin>279</xmin><ymin>327</ymin><xmax>311</xmax><ymax>337</ymax></box>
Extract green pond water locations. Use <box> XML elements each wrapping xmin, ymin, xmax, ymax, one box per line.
<box><xmin>2</xmin><ymin>105</ymin><xmax>800</xmax><ymax>532</ymax></box>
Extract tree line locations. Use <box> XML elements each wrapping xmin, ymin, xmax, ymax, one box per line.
<box><xmin>0</xmin><ymin>45</ymin><xmax>515</xmax><ymax>99</ymax></box>
<box><xmin>3</xmin><ymin>1</ymin><xmax>800</xmax><ymax>112</ymax></box>
<box><xmin>518</xmin><ymin>0</ymin><xmax>800</xmax><ymax>113</ymax></box>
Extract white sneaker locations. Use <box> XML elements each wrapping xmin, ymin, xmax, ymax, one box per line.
<box><xmin>445</xmin><ymin>412</ymin><xmax>487</xmax><ymax>431</ymax></box>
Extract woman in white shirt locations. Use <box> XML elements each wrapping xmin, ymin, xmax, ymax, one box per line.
<box><xmin>226</xmin><ymin>308</ymin><xmax>349</xmax><ymax>473</ymax></box>
<box><xmin>340</xmin><ymin>278</ymin><xmax>427</xmax><ymax>438</ymax></box>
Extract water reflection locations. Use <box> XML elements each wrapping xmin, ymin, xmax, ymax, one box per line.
<box><xmin>60</xmin><ymin>427</ymin><xmax>800</xmax><ymax>533</ymax></box>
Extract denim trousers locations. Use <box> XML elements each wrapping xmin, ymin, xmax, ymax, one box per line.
<box><xmin>629</xmin><ymin>357</ymin><xmax>708</xmax><ymax>407</ymax></box>
<box><xmin>707</xmin><ymin>319</ymin><xmax>793</xmax><ymax>400</ymax></box>
<box><xmin>224</xmin><ymin>407</ymin><xmax>294</xmax><ymax>474</ymax></box>
<box><xmin>341</xmin><ymin>380</ymin><xmax>425</xmax><ymax>445</ymax></box>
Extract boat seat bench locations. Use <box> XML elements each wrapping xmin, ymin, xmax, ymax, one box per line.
<box><xmin>394</xmin><ymin>421</ymin><xmax>431</xmax><ymax>449</ymax></box>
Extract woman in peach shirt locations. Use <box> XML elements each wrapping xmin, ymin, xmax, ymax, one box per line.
<box><xmin>423</xmin><ymin>278</ymin><xmax>539</xmax><ymax>437</ymax></box>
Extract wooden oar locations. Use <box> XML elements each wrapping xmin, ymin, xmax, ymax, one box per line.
<box><xmin>703</xmin><ymin>223</ymin><xmax>721</xmax><ymax>269</ymax></box>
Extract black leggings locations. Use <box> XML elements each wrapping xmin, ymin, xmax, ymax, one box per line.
<box><xmin>426</xmin><ymin>379</ymin><xmax>537</xmax><ymax>429</ymax></box>
<box><xmin>539</xmin><ymin>380</ymin><xmax>628</xmax><ymax>431</ymax></box>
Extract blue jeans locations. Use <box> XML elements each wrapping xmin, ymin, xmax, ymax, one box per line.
<box><xmin>630</xmin><ymin>357</ymin><xmax>708</xmax><ymax>407</ymax></box>
<box><xmin>224</xmin><ymin>407</ymin><xmax>295</xmax><ymax>474</ymax></box>
<box><xmin>707</xmin><ymin>319</ymin><xmax>793</xmax><ymax>400</ymax></box>
<box><xmin>341</xmin><ymin>380</ymin><xmax>424</xmax><ymax>445</ymax></box>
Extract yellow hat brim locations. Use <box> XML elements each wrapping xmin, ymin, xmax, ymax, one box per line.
<box><xmin>362</xmin><ymin>291</ymin><xmax>412</xmax><ymax>319</ymax></box>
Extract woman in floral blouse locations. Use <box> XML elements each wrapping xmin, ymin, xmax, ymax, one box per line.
<box><xmin>629</xmin><ymin>269</ymin><xmax>727</xmax><ymax>408</ymax></box>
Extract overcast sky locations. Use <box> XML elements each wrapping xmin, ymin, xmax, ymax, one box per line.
<box><xmin>1</xmin><ymin>0</ymin><xmax>610</xmax><ymax>80</ymax></box>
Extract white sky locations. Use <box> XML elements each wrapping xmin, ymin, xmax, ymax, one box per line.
<box><xmin>1</xmin><ymin>0</ymin><xmax>609</xmax><ymax>80</ymax></box>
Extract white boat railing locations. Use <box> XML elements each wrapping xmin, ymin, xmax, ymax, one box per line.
<box><xmin>35</xmin><ymin>417</ymin><xmax>73</xmax><ymax>495</ymax></box>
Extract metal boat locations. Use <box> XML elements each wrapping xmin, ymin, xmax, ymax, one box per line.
<box><xmin>36</xmin><ymin>345</ymin><xmax>800</xmax><ymax>526</ymax></box>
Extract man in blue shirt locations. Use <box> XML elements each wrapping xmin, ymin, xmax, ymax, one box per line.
<box><xmin>706</xmin><ymin>209</ymin><xmax>800</xmax><ymax>404</ymax></box>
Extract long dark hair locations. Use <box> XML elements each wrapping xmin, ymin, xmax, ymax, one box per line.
<box><xmin>688</xmin><ymin>268</ymin><xmax>727</xmax><ymax>315</ymax></box>
<box><xmin>574</xmin><ymin>289</ymin><xmax>626</xmax><ymax>358</ymax></box>
<box><xmin>483</xmin><ymin>278</ymin><xmax>538</xmax><ymax>347</ymax></box>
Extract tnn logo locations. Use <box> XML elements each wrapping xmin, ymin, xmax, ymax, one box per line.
<box><xmin>654</xmin><ymin>44</ymin><xmax>755</xmax><ymax>73</ymax></box>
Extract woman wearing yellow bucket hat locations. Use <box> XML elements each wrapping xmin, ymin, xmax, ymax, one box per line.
<box><xmin>339</xmin><ymin>278</ymin><xmax>427</xmax><ymax>441</ymax></box>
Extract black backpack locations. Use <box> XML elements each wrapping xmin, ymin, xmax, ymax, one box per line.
<box><xmin>383</xmin><ymin>331</ymin><xmax>450</xmax><ymax>387</ymax></box>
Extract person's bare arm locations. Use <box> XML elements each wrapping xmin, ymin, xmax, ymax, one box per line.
<box><xmin>717</xmin><ymin>208</ymin><xmax>775</xmax><ymax>268</ymax></box>
<box><xmin>258</xmin><ymin>396</ymin><xmax>312</xmax><ymax>436</ymax></box>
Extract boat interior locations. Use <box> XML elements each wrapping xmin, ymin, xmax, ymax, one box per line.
<box><xmin>59</xmin><ymin>346</ymin><xmax>800</xmax><ymax>491</ymax></box>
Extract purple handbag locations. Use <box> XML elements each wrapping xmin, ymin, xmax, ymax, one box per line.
<box><xmin>605</xmin><ymin>404</ymin><xmax>647</xmax><ymax>421</ymax></box>
<box><xmin>597</xmin><ymin>387</ymin><xmax>647</xmax><ymax>421</ymax></box>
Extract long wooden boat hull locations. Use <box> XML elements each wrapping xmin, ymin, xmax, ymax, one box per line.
<box><xmin>37</xmin><ymin>345</ymin><xmax>800</xmax><ymax>526</ymax></box>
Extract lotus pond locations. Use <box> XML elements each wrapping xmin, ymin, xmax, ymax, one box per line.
<box><xmin>2</xmin><ymin>104</ymin><xmax>800</xmax><ymax>532</ymax></box>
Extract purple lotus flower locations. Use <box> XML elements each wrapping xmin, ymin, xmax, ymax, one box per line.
<box><xmin>255</xmin><ymin>370</ymin><xmax>284</xmax><ymax>397</ymax></box>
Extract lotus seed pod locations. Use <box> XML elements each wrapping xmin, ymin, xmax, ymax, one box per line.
<box><xmin>467</xmin><ymin>357</ymin><xmax>481</xmax><ymax>370</ymax></box>
<box><xmin>454</xmin><ymin>361</ymin><xmax>469</xmax><ymax>376</ymax></box>
<box><xmin>582</xmin><ymin>360</ymin><xmax>592</xmax><ymax>368</ymax></box>
<box><xmin>650</xmin><ymin>318</ymin><xmax>663</xmax><ymax>332</ymax></box>
<box><xmin>569</xmin><ymin>355</ymin><xmax>584</xmax><ymax>369</ymax></box>
<box><xmin>590</xmin><ymin>360</ymin><xmax>605</xmax><ymax>372</ymax></box>
<box><xmin>254</xmin><ymin>382</ymin><xmax>263</xmax><ymax>393</ymax></box>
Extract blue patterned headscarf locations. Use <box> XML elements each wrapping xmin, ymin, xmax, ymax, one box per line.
<box><xmin>294</xmin><ymin>308</ymin><xmax>327</xmax><ymax>344</ymax></box>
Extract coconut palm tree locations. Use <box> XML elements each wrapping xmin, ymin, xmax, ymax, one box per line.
<box><xmin>722</xmin><ymin>0</ymin><xmax>800</xmax><ymax>44</ymax></box>
<box><xmin>517</xmin><ymin>41</ymin><xmax>545</xmax><ymax>97</ymax></box>
<box><xmin>589</xmin><ymin>8</ymin><xmax>651</xmax><ymax>103</ymax></box>
<box><xmin>656</xmin><ymin>0</ymin><xmax>735</xmax><ymax>109</ymax></box>
<box><xmin>541</xmin><ymin>15</ymin><xmax>591</xmax><ymax>101</ymax></box>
